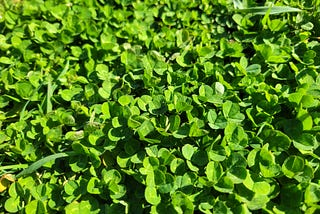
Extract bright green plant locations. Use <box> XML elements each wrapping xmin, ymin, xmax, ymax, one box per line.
<box><xmin>0</xmin><ymin>0</ymin><xmax>320</xmax><ymax>213</ymax></box>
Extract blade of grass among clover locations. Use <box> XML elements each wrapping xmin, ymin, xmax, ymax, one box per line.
<box><xmin>19</xmin><ymin>83</ymin><xmax>43</xmax><ymax>121</ymax></box>
<box><xmin>20</xmin><ymin>59</ymin><xmax>70</xmax><ymax>120</ymax></box>
<box><xmin>15</xmin><ymin>151</ymin><xmax>76</xmax><ymax>179</ymax></box>
<box><xmin>47</xmin><ymin>59</ymin><xmax>70</xmax><ymax>113</ymax></box>
<box><xmin>235</xmin><ymin>6</ymin><xmax>302</xmax><ymax>15</ymax></box>
<box><xmin>0</xmin><ymin>164</ymin><xmax>28</xmax><ymax>177</ymax></box>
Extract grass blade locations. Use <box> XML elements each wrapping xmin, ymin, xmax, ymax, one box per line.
<box><xmin>0</xmin><ymin>164</ymin><xmax>28</xmax><ymax>171</ymax></box>
<box><xmin>0</xmin><ymin>164</ymin><xmax>28</xmax><ymax>176</ymax></box>
<box><xmin>52</xmin><ymin>59</ymin><xmax>70</xmax><ymax>92</ymax></box>
<box><xmin>16</xmin><ymin>152</ymin><xmax>76</xmax><ymax>178</ymax></box>
<box><xmin>46</xmin><ymin>59</ymin><xmax>69</xmax><ymax>113</ymax></box>
<box><xmin>235</xmin><ymin>6</ymin><xmax>302</xmax><ymax>15</ymax></box>
<box><xmin>47</xmin><ymin>75</ymin><xmax>53</xmax><ymax>114</ymax></box>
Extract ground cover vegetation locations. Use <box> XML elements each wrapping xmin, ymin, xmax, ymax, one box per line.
<box><xmin>0</xmin><ymin>0</ymin><xmax>320</xmax><ymax>213</ymax></box>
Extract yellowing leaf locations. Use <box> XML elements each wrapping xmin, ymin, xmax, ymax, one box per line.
<box><xmin>0</xmin><ymin>174</ymin><xmax>15</xmax><ymax>192</ymax></box>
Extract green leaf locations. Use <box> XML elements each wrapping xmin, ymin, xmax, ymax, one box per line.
<box><xmin>65</xmin><ymin>200</ymin><xmax>96</xmax><ymax>214</ymax></box>
<box><xmin>109</xmin><ymin>183</ymin><xmax>126</xmax><ymax>200</ymax></box>
<box><xmin>293</xmin><ymin>133</ymin><xmax>317</xmax><ymax>151</ymax></box>
<box><xmin>208</xmin><ymin>145</ymin><xmax>226</xmax><ymax>162</ymax></box>
<box><xmin>301</xmin><ymin>22</ymin><xmax>314</xmax><ymax>31</ymax></box>
<box><xmin>199</xmin><ymin>84</ymin><xmax>222</xmax><ymax>104</ymax></box>
<box><xmin>0</xmin><ymin>56</ymin><xmax>13</xmax><ymax>64</ymax></box>
<box><xmin>171</xmin><ymin>191</ymin><xmax>194</xmax><ymax>214</ymax></box>
<box><xmin>143</xmin><ymin>156</ymin><xmax>159</xmax><ymax>170</ymax></box>
<box><xmin>259</xmin><ymin>164</ymin><xmax>281</xmax><ymax>178</ymax></box>
<box><xmin>46</xmin><ymin>126</ymin><xmax>62</xmax><ymax>143</ymax></box>
<box><xmin>174</xmin><ymin>93</ymin><xmax>193</xmax><ymax>112</ymax></box>
<box><xmin>176</xmin><ymin>29</ymin><xmax>189</xmax><ymax>47</ymax></box>
<box><xmin>259</xmin><ymin>144</ymin><xmax>275</xmax><ymax>166</ymax></box>
<box><xmin>60</xmin><ymin>87</ymin><xmax>83</xmax><ymax>101</ymax></box>
<box><xmin>121</xmin><ymin>49</ymin><xmax>139</xmax><ymax>69</ymax></box>
<box><xmin>199</xmin><ymin>84</ymin><xmax>211</xmax><ymax>97</ymax></box>
<box><xmin>219</xmin><ymin>38</ymin><xmax>244</xmax><ymax>58</ymax></box>
<box><xmin>225</xmin><ymin>152</ymin><xmax>247</xmax><ymax>168</ymax></box>
<box><xmin>0</xmin><ymin>96</ymin><xmax>10</xmax><ymax>108</ymax></box>
<box><xmin>4</xmin><ymin>197</ymin><xmax>21</xmax><ymax>213</ymax></box>
<box><xmin>301</xmin><ymin>94</ymin><xmax>317</xmax><ymax>108</ymax></box>
<box><xmin>25</xmin><ymin>200</ymin><xmax>46</xmax><ymax>214</ymax></box>
<box><xmin>152</xmin><ymin>52</ymin><xmax>167</xmax><ymax>75</ymax></box>
<box><xmin>254</xmin><ymin>43</ymin><xmax>290</xmax><ymax>63</ymax></box>
<box><xmin>280</xmin><ymin>184</ymin><xmax>303</xmax><ymax>208</ymax></box>
<box><xmin>108</xmin><ymin>127</ymin><xmax>125</xmax><ymax>142</ymax></box>
<box><xmin>227</xmin><ymin>167</ymin><xmax>247</xmax><ymax>184</ymax></box>
<box><xmin>258</xmin><ymin>144</ymin><xmax>281</xmax><ymax>177</ymax></box>
<box><xmin>288</xmin><ymin>92</ymin><xmax>304</xmax><ymax>106</ymax></box>
<box><xmin>191</xmin><ymin>150</ymin><xmax>208</xmax><ymax>166</ymax></box>
<box><xmin>158</xmin><ymin>148</ymin><xmax>175</xmax><ymax>165</ymax></box>
<box><xmin>102</xmin><ymin>169</ymin><xmax>122</xmax><ymax>185</ymax></box>
<box><xmin>148</xmin><ymin>95</ymin><xmax>167</xmax><ymax>115</ymax></box>
<box><xmin>264</xmin><ymin>130</ymin><xmax>291</xmax><ymax>152</ymax></box>
<box><xmin>15</xmin><ymin>81</ymin><xmax>34</xmax><ymax>99</ymax></box>
<box><xmin>223</xmin><ymin>101</ymin><xmax>245</xmax><ymax>123</ymax></box>
<box><xmin>145</xmin><ymin>186</ymin><xmax>161</xmax><ymax>205</ymax></box>
<box><xmin>59</xmin><ymin>112</ymin><xmax>76</xmax><ymax>126</ymax></box>
<box><xmin>282</xmin><ymin>156</ymin><xmax>305</xmax><ymax>178</ymax></box>
<box><xmin>305</xmin><ymin>183</ymin><xmax>320</xmax><ymax>205</ymax></box>
<box><xmin>268</xmin><ymin>19</ymin><xmax>286</xmax><ymax>32</ymax></box>
<box><xmin>197</xmin><ymin>46</ymin><xmax>215</xmax><ymax>60</ymax></box>
<box><xmin>87</xmin><ymin>177</ymin><xmax>101</xmax><ymax>194</ymax></box>
<box><xmin>297</xmin><ymin>108</ymin><xmax>313</xmax><ymax>130</ymax></box>
<box><xmin>246</xmin><ymin>194</ymin><xmax>270</xmax><ymax>210</ymax></box>
<box><xmin>60</xmin><ymin>30</ymin><xmax>74</xmax><ymax>44</ymax></box>
<box><xmin>213</xmin><ymin>82</ymin><xmax>225</xmax><ymax>95</ymax></box>
<box><xmin>170</xmin><ymin>158</ymin><xmax>186</xmax><ymax>174</ymax></box>
<box><xmin>208</xmin><ymin>114</ymin><xmax>227</xmax><ymax>129</ymax></box>
<box><xmin>173</xmin><ymin>124</ymin><xmax>190</xmax><ymax>138</ymax></box>
<box><xmin>137</xmin><ymin>120</ymin><xmax>154</xmax><ymax>138</ymax></box>
<box><xmin>154</xmin><ymin>169</ymin><xmax>166</xmax><ymax>185</ymax></box>
<box><xmin>49</xmin><ymin>4</ymin><xmax>68</xmax><ymax>20</ymax></box>
<box><xmin>182</xmin><ymin>144</ymin><xmax>195</xmax><ymax>160</ymax></box>
<box><xmin>207</xmin><ymin>109</ymin><xmax>217</xmax><ymax>124</ymax></box>
<box><xmin>214</xmin><ymin>176</ymin><xmax>234</xmax><ymax>193</ymax></box>
<box><xmin>176</xmin><ymin>49</ymin><xmax>194</xmax><ymax>67</ymax></box>
<box><xmin>158</xmin><ymin>173</ymin><xmax>175</xmax><ymax>194</ymax></box>
<box><xmin>118</xmin><ymin>95</ymin><xmax>133</xmax><ymax>106</ymax></box>
<box><xmin>189</xmin><ymin>119</ymin><xmax>208</xmax><ymax>137</ymax></box>
<box><xmin>252</xmin><ymin>181</ymin><xmax>270</xmax><ymax>195</ymax></box>
<box><xmin>101</xmin><ymin>102</ymin><xmax>111</xmax><ymax>119</ymax></box>
<box><xmin>168</xmin><ymin>115</ymin><xmax>181</xmax><ymax>132</ymax></box>
<box><xmin>66</xmin><ymin>130</ymin><xmax>84</xmax><ymax>141</ymax></box>
<box><xmin>246</xmin><ymin>64</ymin><xmax>261</xmax><ymax>76</ymax></box>
<box><xmin>224</xmin><ymin>123</ymin><xmax>248</xmax><ymax>150</ymax></box>
<box><xmin>205</xmin><ymin>161</ymin><xmax>223</xmax><ymax>183</ymax></box>
<box><xmin>96</xmin><ymin>64</ymin><xmax>109</xmax><ymax>81</ymax></box>
<box><xmin>69</xmin><ymin>155</ymin><xmax>88</xmax><ymax>172</ymax></box>
<box><xmin>137</xmin><ymin>95</ymin><xmax>152</xmax><ymax>111</ymax></box>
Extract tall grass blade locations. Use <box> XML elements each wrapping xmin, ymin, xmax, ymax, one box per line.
<box><xmin>53</xmin><ymin>59</ymin><xmax>70</xmax><ymax>92</ymax></box>
<box><xmin>0</xmin><ymin>164</ymin><xmax>28</xmax><ymax>176</ymax></box>
<box><xmin>47</xmin><ymin>75</ymin><xmax>53</xmax><ymax>113</ymax></box>
<box><xmin>16</xmin><ymin>152</ymin><xmax>76</xmax><ymax>178</ymax></box>
<box><xmin>46</xmin><ymin>59</ymin><xmax>69</xmax><ymax>113</ymax></box>
<box><xmin>235</xmin><ymin>6</ymin><xmax>302</xmax><ymax>15</ymax></box>
<box><xmin>261</xmin><ymin>5</ymin><xmax>272</xmax><ymax>27</ymax></box>
<box><xmin>0</xmin><ymin>164</ymin><xmax>28</xmax><ymax>171</ymax></box>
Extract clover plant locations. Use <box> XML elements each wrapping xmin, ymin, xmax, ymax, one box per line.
<box><xmin>0</xmin><ymin>0</ymin><xmax>320</xmax><ymax>213</ymax></box>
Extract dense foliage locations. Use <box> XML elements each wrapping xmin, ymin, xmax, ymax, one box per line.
<box><xmin>1</xmin><ymin>0</ymin><xmax>320</xmax><ymax>213</ymax></box>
